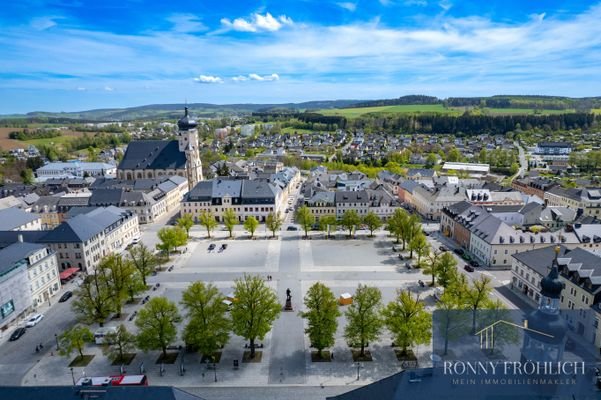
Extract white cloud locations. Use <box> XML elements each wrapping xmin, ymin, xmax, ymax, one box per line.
<box><xmin>232</xmin><ymin>75</ymin><xmax>249</xmax><ymax>82</ymax></box>
<box><xmin>439</xmin><ymin>0</ymin><xmax>453</xmax><ymax>11</ymax></box>
<box><xmin>166</xmin><ymin>14</ymin><xmax>207</xmax><ymax>33</ymax></box>
<box><xmin>104</xmin><ymin>86</ymin><xmax>114</xmax><ymax>91</ymax></box>
<box><xmin>76</xmin><ymin>87</ymin><xmax>86</xmax><ymax>91</ymax></box>
<box><xmin>337</xmin><ymin>2</ymin><xmax>357</xmax><ymax>12</ymax></box>
<box><xmin>194</xmin><ymin>75</ymin><xmax>224</xmax><ymax>84</ymax></box>
<box><xmin>220</xmin><ymin>13</ymin><xmax>293</xmax><ymax>33</ymax></box>
<box><xmin>248</xmin><ymin>73</ymin><xmax>280</xmax><ymax>81</ymax></box>
<box><xmin>30</xmin><ymin>16</ymin><xmax>60</xmax><ymax>31</ymax></box>
<box><xmin>405</xmin><ymin>0</ymin><xmax>428</xmax><ymax>6</ymax></box>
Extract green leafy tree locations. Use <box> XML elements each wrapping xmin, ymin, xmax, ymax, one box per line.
<box><xmin>177</xmin><ymin>213</ymin><xmax>194</xmax><ymax>238</ymax></box>
<box><xmin>124</xmin><ymin>270</ymin><xmax>146</xmax><ymax>302</ymax></box>
<box><xmin>156</xmin><ymin>226</ymin><xmax>187</xmax><ymax>256</ymax></box>
<box><xmin>181</xmin><ymin>282</ymin><xmax>231</xmax><ymax>362</ymax></box>
<box><xmin>403</xmin><ymin>214</ymin><xmax>422</xmax><ymax>254</ymax></box>
<box><xmin>319</xmin><ymin>215</ymin><xmax>337</xmax><ymax>239</ymax></box>
<box><xmin>437</xmin><ymin>290</ymin><xmax>470</xmax><ymax>356</ymax></box>
<box><xmin>135</xmin><ymin>297</ymin><xmax>182</xmax><ymax>359</ymax></box>
<box><xmin>362</xmin><ymin>212</ymin><xmax>383</xmax><ymax>237</ymax></box>
<box><xmin>266</xmin><ymin>212</ymin><xmax>283</xmax><ymax>238</ymax></box>
<box><xmin>105</xmin><ymin>324</ymin><xmax>136</xmax><ymax>363</ymax></box>
<box><xmin>464</xmin><ymin>276</ymin><xmax>493</xmax><ymax>334</ymax></box>
<box><xmin>128</xmin><ymin>243</ymin><xmax>159</xmax><ymax>286</ymax></box>
<box><xmin>344</xmin><ymin>285</ymin><xmax>384</xmax><ymax>357</ymax></box>
<box><xmin>383</xmin><ymin>290</ymin><xmax>431</xmax><ymax>356</ymax></box>
<box><xmin>296</xmin><ymin>205</ymin><xmax>315</xmax><ymax>239</ymax></box>
<box><xmin>199</xmin><ymin>210</ymin><xmax>218</xmax><ymax>239</ymax></box>
<box><xmin>244</xmin><ymin>216</ymin><xmax>259</xmax><ymax>239</ymax></box>
<box><xmin>231</xmin><ymin>274</ymin><xmax>281</xmax><ymax>358</ymax></box>
<box><xmin>299</xmin><ymin>282</ymin><xmax>340</xmax><ymax>359</ymax></box>
<box><xmin>20</xmin><ymin>168</ymin><xmax>34</xmax><ymax>184</ymax></box>
<box><xmin>59</xmin><ymin>325</ymin><xmax>94</xmax><ymax>359</ymax></box>
<box><xmin>409</xmin><ymin>233</ymin><xmax>429</xmax><ymax>267</ymax></box>
<box><xmin>423</xmin><ymin>251</ymin><xmax>441</xmax><ymax>286</ymax></box>
<box><xmin>436</xmin><ymin>252</ymin><xmax>459</xmax><ymax>289</ymax></box>
<box><xmin>99</xmin><ymin>254</ymin><xmax>134</xmax><ymax>317</ymax></box>
<box><xmin>340</xmin><ymin>209</ymin><xmax>361</xmax><ymax>238</ymax></box>
<box><xmin>387</xmin><ymin>208</ymin><xmax>407</xmax><ymax>244</ymax></box>
<box><xmin>72</xmin><ymin>271</ymin><xmax>113</xmax><ymax>326</ymax></box>
<box><xmin>223</xmin><ymin>209</ymin><xmax>238</xmax><ymax>238</ymax></box>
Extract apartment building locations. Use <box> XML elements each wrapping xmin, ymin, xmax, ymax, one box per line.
<box><xmin>544</xmin><ymin>186</ymin><xmax>601</xmax><ymax>217</ymax></box>
<box><xmin>0</xmin><ymin>208</ymin><xmax>42</xmax><ymax>231</ymax></box>
<box><xmin>305</xmin><ymin>192</ymin><xmax>336</xmax><ymax>221</ymax></box>
<box><xmin>512</xmin><ymin>246</ymin><xmax>601</xmax><ymax>349</ymax></box>
<box><xmin>182</xmin><ymin>178</ymin><xmax>284</xmax><ymax>223</ymax></box>
<box><xmin>39</xmin><ymin>206</ymin><xmax>140</xmax><ymax>273</ymax></box>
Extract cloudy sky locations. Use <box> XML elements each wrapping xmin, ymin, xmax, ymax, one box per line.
<box><xmin>1</xmin><ymin>0</ymin><xmax>600</xmax><ymax>113</ymax></box>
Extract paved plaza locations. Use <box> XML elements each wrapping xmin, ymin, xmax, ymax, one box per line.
<box><xmin>14</xmin><ymin>224</ymin><xmax>508</xmax><ymax>398</ymax></box>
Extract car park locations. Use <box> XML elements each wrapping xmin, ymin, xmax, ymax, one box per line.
<box><xmin>25</xmin><ymin>314</ymin><xmax>44</xmax><ymax>327</ymax></box>
<box><xmin>59</xmin><ymin>291</ymin><xmax>73</xmax><ymax>302</ymax></box>
<box><xmin>9</xmin><ymin>327</ymin><xmax>26</xmax><ymax>341</ymax></box>
<box><xmin>464</xmin><ymin>264</ymin><xmax>474</xmax><ymax>272</ymax></box>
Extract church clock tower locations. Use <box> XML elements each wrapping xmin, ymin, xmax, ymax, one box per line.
<box><xmin>520</xmin><ymin>246</ymin><xmax>568</xmax><ymax>363</ymax></box>
<box><xmin>177</xmin><ymin>107</ymin><xmax>203</xmax><ymax>189</ymax></box>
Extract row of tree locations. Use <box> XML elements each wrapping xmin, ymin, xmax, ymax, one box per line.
<box><xmin>296</xmin><ymin>206</ymin><xmax>384</xmax><ymax>239</ymax></box>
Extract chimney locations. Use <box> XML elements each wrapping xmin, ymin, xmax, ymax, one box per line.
<box><xmin>18</xmin><ymin>234</ymin><xmax>23</xmax><ymax>243</ymax></box>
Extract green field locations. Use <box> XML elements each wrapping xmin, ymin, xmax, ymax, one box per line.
<box><xmin>481</xmin><ymin>107</ymin><xmax>576</xmax><ymax>115</ymax></box>
<box><xmin>318</xmin><ymin>104</ymin><xmax>458</xmax><ymax>118</ymax></box>
<box><xmin>281</xmin><ymin>127</ymin><xmax>319</xmax><ymax>134</ymax></box>
<box><xmin>25</xmin><ymin>136</ymin><xmax>79</xmax><ymax>147</ymax></box>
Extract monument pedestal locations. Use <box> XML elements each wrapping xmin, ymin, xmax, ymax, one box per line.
<box><xmin>284</xmin><ymin>299</ymin><xmax>293</xmax><ymax>311</ymax></box>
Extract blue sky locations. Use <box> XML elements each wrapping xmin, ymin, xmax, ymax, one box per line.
<box><xmin>1</xmin><ymin>0</ymin><xmax>600</xmax><ymax>113</ymax></box>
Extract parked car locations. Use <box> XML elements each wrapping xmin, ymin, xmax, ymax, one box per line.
<box><xmin>25</xmin><ymin>314</ymin><xmax>44</xmax><ymax>327</ymax></box>
<box><xmin>221</xmin><ymin>244</ymin><xmax>228</xmax><ymax>251</ymax></box>
<box><xmin>464</xmin><ymin>264</ymin><xmax>474</xmax><ymax>272</ymax></box>
<box><xmin>286</xmin><ymin>226</ymin><xmax>299</xmax><ymax>231</ymax></box>
<box><xmin>453</xmin><ymin>248</ymin><xmax>465</xmax><ymax>256</ymax></box>
<box><xmin>59</xmin><ymin>291</ymin><xmax>73</xmax><ymax>303</ymax></box>
<box><xmin>439</xmin><ymin>246</ymin><xmax>448</xmax><ymax>252</ymax></box>
<box><xmin>208</xmin><ymin>244</ymin><xmax>216</xmax><ymax>252</ymax></box>
<box><xmin>9</xmin><ymin>327</ymin><xmax>26</xmax><ymax>341</ymax></box>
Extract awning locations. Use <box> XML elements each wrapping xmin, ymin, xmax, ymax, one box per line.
<box><xmin>59</xmin><ymin>267</ymin><xmax>79</xmax><ymax>280</ymax></box>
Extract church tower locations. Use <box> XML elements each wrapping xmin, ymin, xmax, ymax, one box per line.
<box><xmin>177</xmin><ymin>107</ymin><xmax>203</xmax><ymax>189</ymax></box>
<box><xmin>521</xmin><ymin>246</ymin><xmax>567</xmax><ymax>363</ymax></box>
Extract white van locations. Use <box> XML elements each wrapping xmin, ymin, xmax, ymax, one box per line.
<box><xmin>94</xmin><ymin>326</ymin><xmax>118</xmax><ymax>344</ymax></box>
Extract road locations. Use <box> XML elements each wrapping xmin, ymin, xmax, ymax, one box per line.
<box><xmin>514</xmin><ymin>140</ymin><xmax>528</xmax><ymax>180</ymax></box>
<box><xmin>0</xmin><ymin>287</ymin><xmax>78</xmax><ymax>386</ymax></box>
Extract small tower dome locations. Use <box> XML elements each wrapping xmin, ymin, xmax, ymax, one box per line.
<box><xmin>177</xmin><ymin>107</ymin><xmax>198</xmax><ymax>131</ymax></box>
<box><xmin>540</xmin><ymin>246</ymin><xmax>564</xmax><ymax>299</ymax></box>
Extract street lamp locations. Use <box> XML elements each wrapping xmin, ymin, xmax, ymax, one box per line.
<box><xmin>55</xmin><ymin>333</ymin><xmax>59</xmax><ymax>351</ymax></box>
<box><xmin>213</xmin><ymin>362</ymin><xmax>217</xmax><ymax>382</ymax></box>
<box><xmin>70</xmin><ymin>367</ymin><xmax>75</xmax><ymax>385</ymax></box>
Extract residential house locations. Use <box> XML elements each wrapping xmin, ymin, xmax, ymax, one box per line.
<box><xmin>0</xmin><ymin>208</ymin><xmax>42</xmax><ymax>231</ymax></box>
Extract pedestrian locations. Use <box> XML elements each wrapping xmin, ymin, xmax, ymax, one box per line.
<box><xmin>35</xmin><ymin>345</ymin><xmax>39</xmax><ymax>353</ymax></box>
<box><xmin>39</xmin><ymin>342</ymin><xmax>43</xmax><ymax>349</ymax></box>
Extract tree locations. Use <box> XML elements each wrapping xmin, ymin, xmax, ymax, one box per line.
<box><xmin>387</xmin><ymin>208</ymin><xmax>407</xmax><ymax>244</ymax></box>
<box><xmin>231</xmin><ymin>274</ymin><xmax>281</xmax><ymax>358</ymax></box>
<box><xmin>362</xmin><ymin>212</ymin><xmax>382</xmax><ymax>237</ymax></box>
<box><xmin>340</xmin><ymin>209</ymin><xmax>361</xmax><ymax>238</ymax></box>
<box><xmin>436</xmin><ymin>252</ymin><xmax>459</xmax><ymax>289</ymax></box>
<box><xmin>244</xmin><ymin>216</ymin><xmax>259</xmax><ymax>239</ymax></box>
<box><xmin>177</xmin><ymin>213</ymin><xmax>194</xmax><ymax>238</ymax></box>
<box><xmin>266</xmin><ymin>212</ymin><xmax>283</xmax><ymax>238</ymax></box>
<box><xmin>296</xmin><ymin>205</ymin><xmax>315</xmax><ymax>239</ymax></box>
<box><xmin>383</xmin><ymin>290</ymin><xmax>431</xmax><ymax>356</ymax></box>
<box><xmin>464</xmin><ymin>276</ymin><xmax>493</xmax><ymax>334</ymax></box>
<box><xmin>423</xmin><ymin>251</ymin><xmax>441</xmax><ymax>286</ymax></box>
<box><xmin>105</xmin><ymin>324</ymin><xmax>136</xmax><ymax>363</ymax></box>
<box><xmin>409</xmin><ymin>233</ymin><xmax>429</xmax><ymax>267</ymax></box>
<box><xmin>20</xmin><ymin>168</ymin><xmax>34</xmax><ymax>184</ymax></box>
<box><xmin>128</xmin><ymin>244</ymin><xmax>159</xmax><ymax>286</ymax></box>
<box><xmin>299</xmin><ymin>282</ymin><xmax>340</xmax><ymax>359</ymax></box>
<box><xmin>223</xmin><ymin>209</ymin><xmax>238</xmax><ymax>238</ymax></box>
<box><xmin>72</xmin><ymin>271</ymin><xmax>113</xmax><ymax>326</ymax></box>
<box><xmin>135</xmin><ymin>297</ymin><xmax>182</xmax><ymax>359</ymax></box>
<box><xmin>403</xmin><ymin>214</ymin><xmax>422</xmax><ymax>254</ymax></box>
<box><xmin>344</xmin><ymin>285</ymin><xmax>384</xmax><ymax>357</ymax></box>
<box><xmin>510</xmin><ymin>162</ymin><xmax>520</xmax><ymax>176</ymax></box>
<box><xmin>124</xmin><ymin>270</ymin><xmax>146</xmax><ymax>302</ymax></box>
<box><xmin>156</xmin><ymin>226</ymin><xmax>187</xmax><ymax>256</ymax></box>
<box><xmin>199</xmin><ymin>210</ymin><xmax>218</xmax><ymax>239</ymax></box>
<box><xmin>436</xmin><ymin>290</ymin><xmax>470</xmax><ymax>356</ymax></box>
<box><xmin>319</xmin><ymin>215</ymin><xmax>337</xmax><ymax>239</ymax></box>
<box><xmin>99</xmin><ymin>254</ymin><xmax>135</xmax><ymax>317</ymax></box>
<box><xmin>59</xmin><ymin>325</ymin><xmax>94</xmax><ymax>359</ymax></box>
<box><xmin>181</xmin><ymin>282</ymin><xmax>231</xmax><ymax>362</ymax></box>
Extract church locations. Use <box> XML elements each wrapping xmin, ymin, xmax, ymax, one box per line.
<box><xmin>117</xmin><ymin>107</ymin><xmax>203</xmax><ymax>189</ymax></box>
